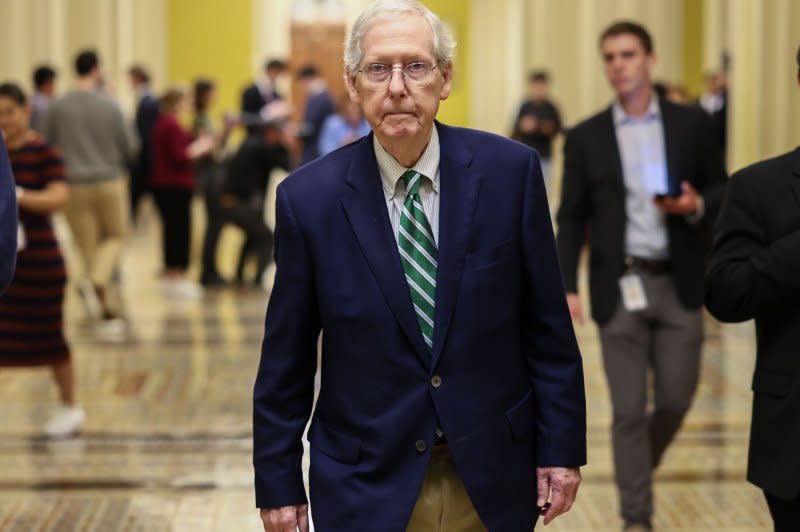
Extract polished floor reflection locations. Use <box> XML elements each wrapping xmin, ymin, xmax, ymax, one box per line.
<box><xmin>0</xmin><ymin>203</ymin><xmax>771</xmax><ymax>531</ymax></box>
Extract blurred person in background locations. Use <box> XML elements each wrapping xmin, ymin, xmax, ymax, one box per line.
<box><xmin>0</xmin><ymin>121</ymin><xmax>16</xmax><ymax>294</ymax></box>
<box><xmin>191</xmin><ymin>77</ymin><xmax>235</xmax><ymax>287</ymax></box>
<box><xmin>556</xmin><ymin>21</ymin><xmax>727</xmax><ymax>531</ymax></box>
<box><xmin>128</xmin><ymin>64</ymin><xmax>160</xmax><ymax>222</ymax></box>
<box><xmin>0</xmin><ymin>82</ymin><xmax>84</xmax><ymax>437</ymax></box>
<box><xmin>665</xmin><ymin>83</ymin><xmax>691</xmax><ymax>105</ymax></box>
<box><xmin>705</xmin><ymin>43</ymin><xmax>800</xmax><ymax>532</ymax></box>
<box><xmin>699</xmin><ymin>70</ymin><xmax>728</xmax><ymax>159</ymax></box>
<box><xmin>297</xmin><ymin>64</ymin><xmax>334</xmax><ymax>165</ymax></box>
<box><xmin>512</xmin><ymin>70</ymin><xmax>562</xmax><ymax>189</ymax></box>
<box><xmin>44</xmin><ymin>50</ymin><xmax>137</xmax><ymax>338</ymax></box>
<box><xmin>317</xmin><ymin>96</ymin><xmax>371</xmax><ymax>156</ymax></box>
<box><xmin>151</xmin><ymin>87</ymin><xmax>213</xmax><ymax>299</ymax></box>
<box><xmin>30</xmin><ymin>65</ymin><xmax>57</xmax><ymax>135</ymax></box>
<box><xmin>242</xmin><ymin>58</ymin><xmax>287</xmax><ymax>135</ymax></box>
<box><xmin>202</xmin><ymin>101</ymin><xmax>291</xmax><ymax>288</ymax></box>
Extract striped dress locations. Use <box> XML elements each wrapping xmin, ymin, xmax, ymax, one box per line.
<box><xmin>0</xmin><ymin>139</ymin><xmax>69</xmax><ymax>366</ymax></box>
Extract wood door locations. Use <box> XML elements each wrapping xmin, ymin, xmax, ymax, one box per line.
<box><xmin>289</xmin><ymin>22</ymin><xmax>347</xmax><ymax>121</ymax></box>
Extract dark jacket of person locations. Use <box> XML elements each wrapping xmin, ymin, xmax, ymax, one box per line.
<box><xmin>705</xmin><ymin>148</ymin><xmax>800</xmax><ymax>501</ymax></box>
<box><xmin>299</xmin><ymin>90</ymin><xmax>335</xmax><ymax>165</ymax></box>
<box><xmin>512</xmin><ymin>99</ymin><xmax>562</xmax><ymax>159</ymax></box>
<box><xmin>253</xmin><ymin>124</ymin><xmax>586</xmax><ymax>530</ymax></box>
<box><xmin>241</xmin><ymin>83</ymin><xmax>280</xmax><ymax>135</ymax></box>
<box><xmin>556</xmin><ymin>97</ymin><xmax>728</xmax><ymax>325</ymax></box>
<box><xmin>224</xmin><ymin>135</ymin><xmax>290</xmax><ymax>202</ymax></box>
<box><xmin>132</xmin><ymin>93</ymin><xmax>160</xmax><ymax>187</ymax></box>
<box><xmin>0</xmin><ymin>135</ymin><xmax>17</xmax><ymax>294</ymax></box>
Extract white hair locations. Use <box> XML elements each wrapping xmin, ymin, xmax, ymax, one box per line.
<box><xmin>344</xmin><ymin>0</ymin><xmax>456</xmax><ymax>73</ymax></box>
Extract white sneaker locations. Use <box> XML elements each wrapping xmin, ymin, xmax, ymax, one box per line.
<box><xmin>44</xmin><ymin>406</ymin><xmax>86</xmax><ymax>438</ymax></box>
<box><xmin>93</xmin><ymin>318</ymin><xmax>128</xmax><ymax>342</ymax></box>
<box><xmin>162</xmin><ymin>278</ymin><xmax>203</xmax><ymax>300</ymax></box>
<box><xmin>77</xmin><ymin>280</ymin><xmax>102</xmax><ymax>320</ymax></box>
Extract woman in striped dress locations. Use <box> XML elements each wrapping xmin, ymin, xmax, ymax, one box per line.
<box><xmin>0</xmin><ymin>82</ymin><xmax>85</xmax><ymax>437</ymax></box>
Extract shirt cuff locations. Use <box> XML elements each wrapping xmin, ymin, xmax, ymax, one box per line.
<box><xmin>685</xmin><ymin>195</ymin><xmax>705</xmax><ymax>224</ymax></box>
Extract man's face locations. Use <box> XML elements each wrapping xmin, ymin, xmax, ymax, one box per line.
<box><xmin>601</xmin><ymin>34</ymin><xmax>655</xmax><ymax>99</ymax></box>
<box><xmin>530</xmin><ymin>80</ymin><xmax>549</xmax><ymax>100</ymax></box>
<box><xmin>346</xmin><ymin>14</ymin><xmax>452</xmax><ymax>148</ymax></box>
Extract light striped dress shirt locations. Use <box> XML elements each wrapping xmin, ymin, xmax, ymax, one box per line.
<box><xmin>374</xmin><ymin>126</ymin><xmax>441</xmax><ymax>247</ymax></box>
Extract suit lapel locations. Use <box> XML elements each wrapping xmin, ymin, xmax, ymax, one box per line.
<box><xmin>341</xmin><ymin>135</ymin><xmax>431</xmax><ymax>364</ymax></box>
<box><xmin>659</xmin><ymin>98</ymin><xmax>682</xmax><ymax>195</ymax></box>
<box><xmin>600</xmin><ymin>108</ymin><xmax>626</xmax><ymax>194</ymax></box>
<box><xmin>430</xmin><ymin>124</ymin><xmax>481</xmax><ymax>369</ymax></box>
<box><xmin>792</xmin><ymin>148</ymin><xmax>800</xmax><ymax>206</ymax></box>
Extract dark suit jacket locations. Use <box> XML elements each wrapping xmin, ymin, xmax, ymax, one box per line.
<box><xmin>0</xmin><ymin>134</ymin><xmax>17</xmax><ymax>294</ymax></box>
<box><xmin>705</xmin><ymin>148</ymin><xmax>800</xmax><ymax>500</ymax></box>
<box><xmin>241</xmin><ymin>83</ymin><xmax>280</xmax><ymax>135</ymax></box>
<box><xmin>556</xmin><ymin>98</ymin><xmax>728</xmax><ymax>325</ymax></box>
<box><xmin>253</xmin><ymin>123</ymin><xmax>587</xmax><ymax>531</ymax></box>
<box><xmin>299</xmin><ymin>90</ymin><xmax>335</xmax><ymax>165</ymax></box>
<box><xmin>131</xmin><ymin>93</ymin><xmax>160</xmax><ymax>187</ymax></box>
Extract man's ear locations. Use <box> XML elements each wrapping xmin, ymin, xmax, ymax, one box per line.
<box><xmin>345</xmin><ymin>72</ymin><xmax>361</xmax><ymax>104</ymax></box>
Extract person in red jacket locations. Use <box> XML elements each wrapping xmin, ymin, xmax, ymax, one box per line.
<box><xmin>150</xmin><ymin>87</ymin><xmax>213</xmax><ymax>299</ymax></box>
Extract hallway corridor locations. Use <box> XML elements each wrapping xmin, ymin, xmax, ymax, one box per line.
<box><xmin>0</xmin><ymin>208</ymin><xmax>771</xmax><ymax>531</ymax></box>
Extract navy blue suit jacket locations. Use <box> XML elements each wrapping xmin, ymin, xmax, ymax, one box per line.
<box><xmin>253</xmin><ymin>123</ymin><xmax>586</xmax><ymax>531</ymax></box>
<box><xmin>0</xmin><ymin>134</ymin><xmax>17</xmax><ymax>295</ymax></box>
<box><xmin>299</xmin><ymin>90</ymin><xmax>335</xmax><ymax>165</ymax></box>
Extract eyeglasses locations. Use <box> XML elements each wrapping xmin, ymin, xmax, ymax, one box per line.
<box><xmin>357</xmin><ymin>62</ymin><xmax>440</xmax><ymax>88</ymax></box>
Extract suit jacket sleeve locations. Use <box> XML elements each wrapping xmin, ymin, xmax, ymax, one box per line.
<box><xmin>253</xmin><ymin>183</ymin><xmax>320</xmax><ymax>508</ymax></box>
<box><xmin>522</xmin><ymin>151</ymin><xmax>587</xmax><ymax>467</ymax></box>
<box><xmin>695</xmin><ymin>112</ymin><xmax>727</xmax><ymax>220</ymax></box>
<box><xmin>0</xmin><ymin>135</ymin><xmax>17</xmax><ymax>295</ymax></box>
<box><xmin>555</xmin><ymin>129</ymin><xmax>589</xmax><ymax>293</ymax></box>
<box><xmin>706</xmin><ymin>172</ymin><xmax>800</xmax><ymax>322</ymax></box>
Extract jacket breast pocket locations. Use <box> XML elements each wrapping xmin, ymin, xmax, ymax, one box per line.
<box><xmin>464</xmin><ymin>239</ymin><xmax>517</xmax><ymax>272</ymax></box>
<box><xmin>308</xmin><ymin>419</ymin><xmax>362</xmax><ymax>464</ymax></box>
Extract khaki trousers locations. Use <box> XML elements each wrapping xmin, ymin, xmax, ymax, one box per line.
<box><xmin>64</xmin><ymin>178</ymin><xmax>129</xmax><ymax>308</ymax></box>
<box><xmin>406</xmin><ymin>446</ymin><xmax>487</xmax><ymax>532</ymax></box>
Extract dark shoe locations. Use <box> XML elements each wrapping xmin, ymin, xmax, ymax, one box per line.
<box><xmin>624</xmin><ymin>523</ymin><xmax>652</xmax><ymax>531</ymax></box>
<box><xmin>200</xmin><ymin>271</ymin><xmax>228</xmax><ymax>286</ymax></box>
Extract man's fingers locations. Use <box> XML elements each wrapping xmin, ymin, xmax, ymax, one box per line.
<box><xmin>543</xmin><ymin>488</ymin><xmax>568</xmax><ymax>525</ymax></box>
<box><xmin>536</xmin><ymin>469</ymin><xmax>549</xmax><ymax>507</ymax></box>
<box><xmin>297</xmin><ymin>504</ymin><xmax>310</xmax><ymax>532</ymax></box>
<box><xmin>260</xmin><ymin>506</ymin><xmax>301</xmax><ymax>532</ymax></box>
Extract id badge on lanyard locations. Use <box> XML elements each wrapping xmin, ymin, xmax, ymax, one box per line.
<box><xmin>619</xmin><ymin>272</ymin><xmax>647</xmax><ymax>311</ymax></box>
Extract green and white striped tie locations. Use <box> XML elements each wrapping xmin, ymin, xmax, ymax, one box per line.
<box><xmin>398</xmin><ymin>170</ymin><xmax>437</xmax><ymax>349</ymax></box>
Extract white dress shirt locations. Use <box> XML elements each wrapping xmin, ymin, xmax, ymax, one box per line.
<box><xmin>374</xmin><ymin>125</ymin><xmax>441</xmax><ymax>247</ymax></box>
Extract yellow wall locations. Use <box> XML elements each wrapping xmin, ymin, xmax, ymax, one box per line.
<box><xmin>167</xmin><ymin>0</ymin><xmax>252</xmax><ymax>121</ymax></box>
<box><xmin>682</xmin><ymin>0</ymin><xmax>706</xmax><ymax>97</ymax></box>
<box><xmin>424</xmin><ymin>0</ymin><xmax>470</xmax><ymax>126</ymax></box>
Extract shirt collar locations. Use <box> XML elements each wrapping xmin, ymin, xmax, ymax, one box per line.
<box><xmin>613</xmin><ymin>95</ymin><xmax>661</xmax><ymax>126</ymax></box>
<box><xmin>374</xmin><ymin>125</ymin><xmax>441</xmax><ymax>201</ymax></box>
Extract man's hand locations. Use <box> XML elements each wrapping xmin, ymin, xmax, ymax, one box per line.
<box><xmin>518</xmin><ymin>115</ymin><xmax>538</xmax><ymax>134</ymax></box>
<box><xmin>536</xmin><ymin>467</ymin><xmax>581</xmax><ymax>526</ymax></box>
<box><xmin>566</xmin><ymin>293</ymin><xmax>584</xmax><ymax>326</ymax></box>
<box><xmin>260</xmin><ymin>504</ymin><xmax>309</xmax><ymax>532</ymax></box>
<box><xmin>654</xmin><ymin>181</ymin><xmax>700</xmax><ymax>215</ymax></box>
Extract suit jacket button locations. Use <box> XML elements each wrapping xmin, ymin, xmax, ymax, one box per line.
<box><xmin>415</xmin><ymin>440</ymin><xmax>427</xmax><ymax>453</ymax></box>
<box><xmin>431</xmin><ymin>375</ymin><xmax>442</xmax><ymax>388</ymax></box>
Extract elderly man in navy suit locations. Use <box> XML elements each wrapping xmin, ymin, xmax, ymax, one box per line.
<box><xmin>0</xmin><ymin>133</ymin><xmax>17</xmax><ymax>295</ymax></box>
<box><xmin>253</xmin><ymin>1</ymin><xmax>587</xmax><ymax>530</ymax></box>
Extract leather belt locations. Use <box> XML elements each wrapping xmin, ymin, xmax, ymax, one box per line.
<box><xmin>626</xmin><ymin>256</ymin><xmax>670</xmax><ymax>275</ymax></box>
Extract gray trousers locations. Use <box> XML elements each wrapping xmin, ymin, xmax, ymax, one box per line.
<box><xmin>598</xmin><ymin>271</ymin><xmax>703</xmax><ymax>527</ymax></box>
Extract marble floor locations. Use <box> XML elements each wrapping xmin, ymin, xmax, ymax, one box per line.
<box><xmin>0</xmin><ymin>201</ymin><xmax>772</xmax><ymax>531</ymax></box>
